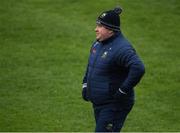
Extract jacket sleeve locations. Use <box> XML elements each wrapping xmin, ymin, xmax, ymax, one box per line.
<box><xmin>82</xmin><ymin>42</ymin><xmax>95</xmax><ymax>84</ymax></box>
<box><xmin>82</xmin><ymin>63</ymin><xmax>89</xmax><ymax>84</ymax></box>
<box><xmin>117</xmin><ymin>48</ymin><xmax>145</xmax><ymax>93</ymax></box>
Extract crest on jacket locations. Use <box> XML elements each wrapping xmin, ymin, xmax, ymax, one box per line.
<box><xmin>101</xmin><ymin>47</ymin><xmax>112</xmax><ymax>59</ymax></box>
<box><xmin>101</xmin><ymin>51</ymin><xmax>108</xmax><ymax>58</ymax></box>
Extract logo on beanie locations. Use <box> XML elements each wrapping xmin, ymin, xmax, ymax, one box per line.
<box><xmin>100</xmin><ymin>13</ymin><xmax>106</xmax><ymax>18</ymax></box>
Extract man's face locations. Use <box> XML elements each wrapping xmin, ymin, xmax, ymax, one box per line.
<box><xmin>95</xmin><ymin>24</ymin><xmax>113</xmax><ymax>42</ymax></box>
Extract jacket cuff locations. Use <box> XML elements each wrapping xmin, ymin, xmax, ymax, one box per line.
<box><xmin>120</xmin><ymin>85</ymin><xmax>130</xmax><ymax>94</ymax></box>
<box><xmin>118</xmin><ymin>88</ymin><xmax>127</xmax><ymax>95</ymax></box>
<box><xmin>82</xmin><ymin>83</ymin><xmax>87</xmax><ymax>88</ymax></box>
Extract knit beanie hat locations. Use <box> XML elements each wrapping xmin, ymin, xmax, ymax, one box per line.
<box><xmin>96</xmin><ymin>7</ymin><xmax>122</xmax><ymax>31</ymax></box>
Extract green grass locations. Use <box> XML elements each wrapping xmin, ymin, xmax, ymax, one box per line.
<box><xmin>0</xmin><ymin>0</ymin><xmax>180</xmax><ymax>131</ymax></box>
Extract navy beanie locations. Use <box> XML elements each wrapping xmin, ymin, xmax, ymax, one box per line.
<box><xmin>96</xmin><ymin>7</ymin><xmax>122</xmax><ymax>31</ymax></box>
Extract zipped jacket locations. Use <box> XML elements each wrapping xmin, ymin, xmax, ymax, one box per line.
<box><xmin>83</xmin><ymin>32</ymin><xmax>145</xmax><ymax>105</ymax></box>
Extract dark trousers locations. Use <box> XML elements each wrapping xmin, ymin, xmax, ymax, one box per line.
<box><xmin>93</xmin><ymin>102</ymin><xmax>134</xmax><ymax>132</ymax></box>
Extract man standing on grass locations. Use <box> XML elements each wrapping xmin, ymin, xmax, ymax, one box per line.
<box><xmin>82</xmin><ymin>7</ymin><xmax>145</xmax><ymax>132</ymax></box>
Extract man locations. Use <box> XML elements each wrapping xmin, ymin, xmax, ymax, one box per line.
<box><xmin>82</xmin><ymin>7</ymin><xmax>145</xmax><ymax>132</ymax></box>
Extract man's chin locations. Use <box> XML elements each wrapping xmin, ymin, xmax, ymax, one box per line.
<box><xmin>96</xmin><ymin>39</ymin><xmax>101</xmax><ymax>42</ymax></box>
<box><xmin>96</xmin><ymin>37</ymin><xmax>100</xmax><ymax>41</ymax></box>
<box><xmin>96</xmin><ymin>37</ymin><xmax>102</xmax><ymax>41</ymax></box>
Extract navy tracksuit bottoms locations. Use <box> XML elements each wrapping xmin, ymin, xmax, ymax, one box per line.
<box><xmin>93</xmin><ymin>103</ymin><xmax>134</xmax><ymax>132</ymax></box>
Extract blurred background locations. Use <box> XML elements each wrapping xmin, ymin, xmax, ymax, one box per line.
<box><xmin>0</xmin><ymin>0</ymin><xmax>179</xmax><ymax>131</ymax></box>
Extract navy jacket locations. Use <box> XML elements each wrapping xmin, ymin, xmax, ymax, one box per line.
<box><xmin>83</xmin><ymin>32</ymin><xmax>145</xmax><ymax>105</ymax></box>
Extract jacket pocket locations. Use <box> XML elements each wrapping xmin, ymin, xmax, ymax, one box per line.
<box><xmin>109</xmin><ymin>83</ymin><xmax>119</xmax><ymax>96</ymax></box>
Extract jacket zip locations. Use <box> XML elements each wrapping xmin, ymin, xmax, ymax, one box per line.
<box><xmin>87</xmin><ymin>43</ymin><xmax>104</xmax><ymax>100</ymax></box>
